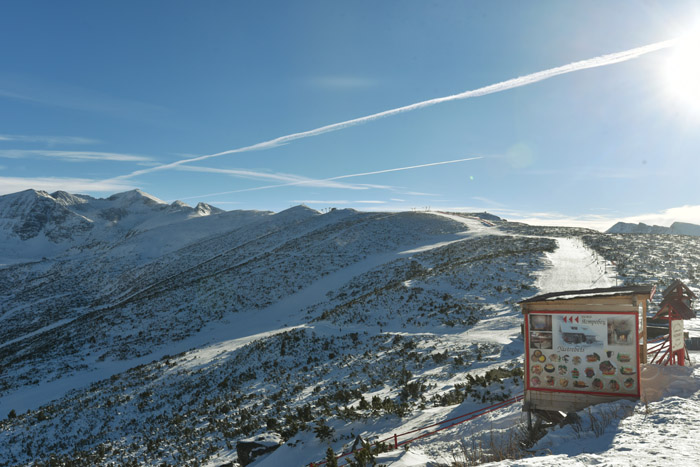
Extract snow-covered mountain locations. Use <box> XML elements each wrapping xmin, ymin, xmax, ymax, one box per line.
<box><xmin>606</xmin><ymin>220</ymin><xmax>700</xmax><ymax>236</ymax></box>
<box><xmin>1</xmin><ymin>189</ymin><xmax>699</xmax><ymax>466</ymax></box>
<box><xmin>0</xmin><ymin>188</ymin><xmax>264</xmax><ymax>264</ymax></box>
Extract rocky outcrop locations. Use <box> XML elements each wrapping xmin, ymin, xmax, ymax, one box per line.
<box><xmin>236</xmin><ymin>433</ymin><xmax>283</xmax><ymax>466</ymax></box>
<box><xmin>606</xmin><ymin>221</ymin><xmax>700</xmax><ymax>236</ymax></box>
<box><xmin>0</xmin><ymin>189</ymin><xmax>93</xmax><ymax>241</ymax></box>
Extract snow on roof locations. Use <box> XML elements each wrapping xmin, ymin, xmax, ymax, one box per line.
<box><xmin>520</xmin><ymin>285</ymin><xmax>655</xmax><ymax>304</ymax></box>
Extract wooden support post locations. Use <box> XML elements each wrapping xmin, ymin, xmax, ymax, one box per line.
<box><xmin>641</xmin><ymin>297</ymin><xmax>648</xmax><ymax>364</ymax></box>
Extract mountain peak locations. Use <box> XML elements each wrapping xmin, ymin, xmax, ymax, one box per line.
<box><xmin>670</xmin><ymin>222</ymin><xmax>700</xmax><ymax>236</ymax></box>
<box><xmin>15</xmin><ymin>188</ymin><xmax>51</xmax><ymax>199</ymax></box>
<box><xmin>195</xmin><ymin>202</ymin><xmax>224</xmax><ymax>216</ymax></box>
<box><xmin>107</xmin><ymin>189</ymin><xmax>166</xmax><ymax>206</ymax></box>
<box><xmin>170</xmin><ymin>200</ymin><xmax>191</xmax><ymax>209</ymax></box>
<box><xmin>51</xmin><ymin>190</ymin><xmax>91</xmax><ymax>206</ymax></box>
<box><xmin>278</xmin><ymin>204</ymin><xmax>320</xmax><ymax>215</ymax></box>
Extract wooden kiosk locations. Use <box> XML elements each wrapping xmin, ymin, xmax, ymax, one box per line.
<box><xmin>520</xmin><ymin>285</ymin><xmax>655</xmax><ymax>417</ymax></box>
<box><xmin>648</xmin><ymin>280</ymin><xmax>696</xmax><ymax>366</ymax></box>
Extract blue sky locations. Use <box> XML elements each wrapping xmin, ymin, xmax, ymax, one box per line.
<box><xmin>1</xmin><ymin>1</ymin><xmax>700</xmax><ymax>230</ymax></box>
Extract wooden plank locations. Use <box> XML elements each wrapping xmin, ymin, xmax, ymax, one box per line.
<box><xmin>522</xmin><ymin>294</ymin><xmax>651</xmax><ymax>312</ymax></box>
<box><xmin>524</xmin><ymin>295</ymin><xmax>639</xmax><ymax>306</ymax></box>
<box><xmin>525</xmin><ymin>390</ymin><xmax>637</xmax><ymax>413</ymax></box>
<box><xmin>641</xmin><ymin>298</ymin><xmax>648</xmax><ymax>364</ymax></box>
<box><xmin>523</xmin><ymin>303</ymin><xmax>638</xmax><ymax>313</ymax></box>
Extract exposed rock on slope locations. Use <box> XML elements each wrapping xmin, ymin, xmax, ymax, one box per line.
<box><xmin>607</xmin><ymin>221</ymin><xmax>700</xmax><ymax>236</ymax></box>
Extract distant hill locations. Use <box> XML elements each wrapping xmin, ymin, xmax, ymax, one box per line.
<box><xmin>606</xmin><ymin>221</ymin><xmax>700</xmax><ymax>236</ymax></box>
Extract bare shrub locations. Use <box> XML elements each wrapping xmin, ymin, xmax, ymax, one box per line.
<box><xmin>453</xmin><ymin>423</ymin><xmax>532</xmax><ymax>466</ymax></box>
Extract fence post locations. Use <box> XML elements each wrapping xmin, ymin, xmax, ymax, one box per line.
<box><xmin>394</xmin><ymin>433</ymin><xmax>398</xmax><ymax>449</ymax></box>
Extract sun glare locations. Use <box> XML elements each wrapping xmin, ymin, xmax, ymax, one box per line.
<box><xmin>664</xmin><ymin>29</ymin><xmax>700</xmax><ymax>114</ymax></box>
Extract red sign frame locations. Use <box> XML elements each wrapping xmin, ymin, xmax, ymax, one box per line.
<box><xmin>524</xmin><ymin>310</ymin><xmax>640</xmax><ymax>399</ymax></box>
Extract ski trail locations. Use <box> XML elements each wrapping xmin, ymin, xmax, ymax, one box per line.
<box><xmin>535</xmin><ymin>237</ymin><xmax>617</xmax><ymax>294</ymax></box>
<box><xmin>428</xmin><ymin>212</ymin><xmax>617</xmax><ymax>293</ymax></box>
<box><xmin>428</xmin><ymin>211</ymin><xmax>504</xmax><ymax>237</ymax></box>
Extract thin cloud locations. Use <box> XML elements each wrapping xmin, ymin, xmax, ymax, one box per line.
<box><xmin>0</xmin><ymin>176</ymin><xmax>137</xmax><ymax>195</ymax></box>
<box><xmin>176</xmin><ymin>165</ymin><xmax>378</xmax><ymax>191</ymax></box>
<box><xmin>112</xmin><ymin>37</ymin><xmax>678</xmax><ymax>182</ymax></box>
<box><xmin>0</xmin><ymin>149</ymin><xmax>153</xmax><ymax>163</ymax></box>
<box><xmin>525</xmin><ymin>166</ymin><xmax>656</xmax><ymax>180</ymax></box>
<box><xmin>329</xmin><ymin>157</ymin><xmax>484</xmax><ymax>180</ymax></box>
<box><xmin>293</xmin><ymin>199</ymin><xmax>386</xmax><ymax>205</ymax></box>
<box><xmin>0</xmin><ymin>134</ymin><xmax>99</xmax><ymax>145</ymax></box>
<box><xmin>396</xmin><ymin>191</ymin><xmax>440</xmax><ymax>197</ymax></box>
<box><xmin>503</xmin><ymin>212</ymin><xmax>614</xmax><ymax>231</ymax></box>
<box><xmin>310</xmin><ymin>75</ymin><xmax>378</xmax><ymax>89</ymax></box>
<box><xmin>177</xmin><ymin>156</ymin><xmax>482</xmax><ymax>200</ymax></box>
<box><xmin>456</xmin><ymin>204</ymin><xmax>700</xmax><ymax>232</ymax></box>
<box><xmin>197</xmin><ymin>201</ymin><xmax>242</xmax><ymax>206</ymax></box>
<box><xmin>420</xmin><ymin>205</ymin><xmax>613</xmax><ymax>230</ymax></box>
<box><xmin>0</xmin><ymin>72</ymin><xmax>170</xmax><ymax>124</ymax></box>
<box><xmin>471</xmin><ymin>196</ymin><xmax>506</xmax><ymax>207</ymax></box>
<box><xmin>612</xmin><ymin>205</ymin><xmax>700</xmax><ymax>228</ymax></box>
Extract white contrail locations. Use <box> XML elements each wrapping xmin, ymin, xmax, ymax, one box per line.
<box><xmin>177</xmin><ymin>156</ymin><xmax>484</xmax><ymax>200</ymax></box>
<box><xmin>328</xmin><ymin>156</ymin><xmax>484</xmax><ymax>180</ymax></box>
<box><xmin>175</xmin><ymin>165</ymin><xmax>378</xmax><ymax>190</ymax></box>
<box><xmin>113</xmin><ymin>37</ymin><xmax>678</xmax><ymax>182</ymax></box>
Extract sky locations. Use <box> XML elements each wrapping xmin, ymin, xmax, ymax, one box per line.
<box><xmin>1</xmin><ymin>1</ymin><xmax>700</xmax><ymax>231</ymax></box>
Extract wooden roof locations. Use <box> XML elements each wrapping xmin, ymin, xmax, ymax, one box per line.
<box><xmin>520</xmin><ymin>285</ymin><xmax>655</xmax><ymax>304</ymax></box>
<box><xmin>652</xmin><ymin>294</ymin><xmax>697</xmax><ymax>320</ymax></box>
<box><xmin>661</xmin><ymin>279</ymin><xmax>697</xmax><ymax>299</ymax></box>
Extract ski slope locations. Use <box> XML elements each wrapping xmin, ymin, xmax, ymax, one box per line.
<box><xmin>535</xmin><ymin>237</ymin><xmax>617</xmax><ymax>293</ymax></box>
<box><xmin>365</xmin><ymin>228</ymin><xmax>698</xmax><ymax>467</ymax></box>
<box><xmin>249</xmin><ymin>218</ymin><xmax>623</xmax><ymax>467</ymax></box>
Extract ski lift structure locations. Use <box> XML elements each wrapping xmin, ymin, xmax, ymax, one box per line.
<box><xmin>519</xmin><ymin>285</ymin><xmax>655</xmax><ymax>421</ymax></box>
<box><xmin>647</xmin><ymin>280</ymin><xmax>696</xmax><ymax>366</ymax></box>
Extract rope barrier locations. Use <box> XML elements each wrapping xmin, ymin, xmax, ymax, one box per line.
<box><xmin>307</xmin><ymin>392</ymin><xmax>524</xmax><ymax>466</ymax></box>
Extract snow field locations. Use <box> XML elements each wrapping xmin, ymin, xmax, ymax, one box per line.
<box><xmin>2</xmin><ymin>205</ymin><xmax>700</xmax><ymax>466</ymax></box>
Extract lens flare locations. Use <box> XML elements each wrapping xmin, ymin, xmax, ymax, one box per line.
<box><xmin>664</xmin><ymin>28</ymin><xmax>700</xmax><ymax>114</ymax></box>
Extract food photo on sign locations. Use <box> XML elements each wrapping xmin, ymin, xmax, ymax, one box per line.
<box><xmin>527</xmin><ymin>312</ymin><xmax>639</xmax><ymax>395</ymax></box>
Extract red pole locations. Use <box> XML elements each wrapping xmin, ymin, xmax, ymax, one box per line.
<box><xmin>669</xmin><ymin>314</ymin><xmax>674</xmax><ymax>365</ymax></box>
<box><xmin>394</xmin><ymin>433</ymin><xmax>398</xmax><ymax>450</ymax></box>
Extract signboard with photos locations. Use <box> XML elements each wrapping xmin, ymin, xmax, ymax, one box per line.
<box><xmin>525</xmin><ymin>311</ymin><xmax>640</xmax><ymax>397</ymax></box>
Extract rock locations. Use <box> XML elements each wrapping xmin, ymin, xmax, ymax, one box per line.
<box><xmin>236</xmin><ymin>433</ymin><xmax>283</xmax><ymax>466</ymax></box>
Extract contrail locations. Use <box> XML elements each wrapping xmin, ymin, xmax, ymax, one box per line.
<box><xmin>177</xmin><ymin>156</ymin><xmax>484</xmax><ymax>200</ymax></box>
<box><xmin>113</xmin><ymin>37</ymin><xmax>678</xmax><ymax>182</ymax></box>
<box><xmin>328</xmin><ymin>156</ymin><xmax>484</xmax><ymax>180</ymax></box>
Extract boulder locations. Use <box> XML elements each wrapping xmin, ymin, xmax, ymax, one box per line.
<box><xmin>236</xmin><ymin>433</ymin><xmax>283</xmax><ymax>466</ymax></box>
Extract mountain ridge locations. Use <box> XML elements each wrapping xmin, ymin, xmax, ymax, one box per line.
<box><xmin>0</xmin><ymin>188</ymin><xmax>271</xmax><ymax>264</ymax></box>
<box><xmin>606</xmin><ymin>221</ymin><xmax>700</xmax><ymax>236</ymax></box>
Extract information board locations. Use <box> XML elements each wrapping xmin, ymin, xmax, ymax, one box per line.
<box><xmin>671</xmin><ymin>320</ymin><xmax>684</xmax><ymax>352</ymax></box>
<box><xmin>526</xmin><ymin>311</ymin><xmax>639</xmax><ymax>396</ymax></box>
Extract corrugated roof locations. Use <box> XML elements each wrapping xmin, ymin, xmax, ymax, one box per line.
<box><xmin>519</xmin><ymin>285</ymin><xmax>655</xmax><ymax>304</ymax></box>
